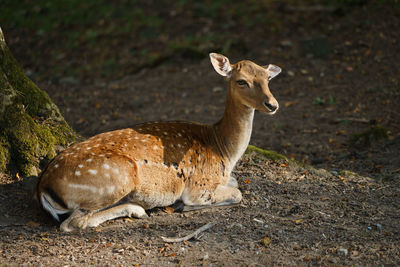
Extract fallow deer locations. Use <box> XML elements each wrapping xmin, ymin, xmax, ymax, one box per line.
<box><xmin>36</xmin><ymin>53</ymin><xmax>281</xmax><ymax>231</ymax></box>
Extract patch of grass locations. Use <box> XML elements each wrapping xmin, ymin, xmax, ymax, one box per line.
<box><xmin>367</xmin><ymin>86</ymin><xmax>399</xmax><ymax>96</ymax></box>
<box><xmin>245</xmin><ymin>145</ymin><xmax>288</xmax><ymax>162</ymax></box>
<box><xmin>339</xmin><ymin>169</ymin><xmax>359</xmax><ymax>177</ymax></box>
<box><xmin>313</xmin><ymin>94</ymin><xmax>336</xmax><ymax>106</ymax></box>
<box><xmin>313</xmin><ymin>97</ymin><xmax>325</xmax><ymax>106</ymax></box>
<box><xmin>350</xmin><ymin>126</ymin><xmax>389</xmax><ymax>146</ymax></box>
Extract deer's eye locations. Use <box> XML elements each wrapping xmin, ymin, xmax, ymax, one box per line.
<box><xmin>236</xmin><ymin>80</ymin><xmax>249</xmax><ymax>87</ymax></box>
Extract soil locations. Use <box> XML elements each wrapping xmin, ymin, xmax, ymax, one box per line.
<box><xmin>1</xmin><ymin>2</ymin><xmax>399</xmax><ymax>266</ymax></box>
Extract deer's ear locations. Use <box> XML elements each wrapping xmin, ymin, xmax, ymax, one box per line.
<box><xmin>265</xmin><ymin>64</ymin><xmax>281</xmax><ymax>80</ymax></box>
<box><xmin>209</xmin><ymin>53</ymin><xmax>232</xmax><ymax>77</ymax></box>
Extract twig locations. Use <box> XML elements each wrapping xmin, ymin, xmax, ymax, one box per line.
<box><xmin>333</xmin><ymin>117</ymin><xmax>371</xmax><ymax>124</ymax></box>
<box><xmin>286</xmin><ymin>5</ymin><xmax>338</xmax><ymax>12</ymax></box>
<box><xmin>161</xmin><ymin>222</ymin><xmax>216</xmax><ymax>243</ymax></box>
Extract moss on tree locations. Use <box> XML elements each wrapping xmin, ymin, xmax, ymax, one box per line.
<box><xmin>0</xmin><ymin>27</ymin><xmax>78</xmax><ymax>176</ymax></box>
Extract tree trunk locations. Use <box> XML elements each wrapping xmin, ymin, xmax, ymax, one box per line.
<box><xmin>0</xmin><ymin>27</ymin><xmax>79</xmax><ymax>176</ymax></box>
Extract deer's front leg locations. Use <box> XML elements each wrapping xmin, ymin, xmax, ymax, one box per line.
<box><xmin>181</xmin><ymin>182</ymin><xmax>242</xmax><ymax>209</ymax></box>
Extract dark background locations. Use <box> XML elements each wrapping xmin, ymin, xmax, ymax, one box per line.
<box><xmin>1</xmin><ymin>0</ymin><xmax>399</xmax><ymax>178</ymax></box>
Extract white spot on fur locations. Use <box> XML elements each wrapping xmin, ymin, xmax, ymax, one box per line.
<box><xmin>103</xmin><ymin>164</ymin><xmax>110</xmax><ymax>170</ymax></box>
<box><xmin>107</xmin><ymin>186</ymin><xmax>115</xmax><ymax>194</ymax></box>
<box><xmin>87</xmin><ymin>147</ymin><xmax>92</xmax><ymax>150</ymax></box>
<box><xmin>59</xmin><ymin>156</ymin><xmax>64</xmax><ymax>160</ymax></box>
<box><xmin>153</xmin><ymin>145</ymin><xmax>158</xmax><ymax>150</ymax></box>
<box><xmin>99</xmin><ymin>154</ymin><xmax>105</xmax><ymax>157</ymax></box>
<box><xmin>68</xmin><ymin>183</ymin><xmax>97</xmax><ymax>193</ymax></box>
<box><xmin>112</xmin><ymin>168</ymin><xmax>119</xmax><ymax>174</ymax></box>
<box><xmin>88</xmin><ymin>169</ymin><xmax>97</xmax><ymax>175</ymax></box>
<box><xmin>98</xmin><ymin>187</ymin><xmax>104</xmax><ymax>195</ymax></box>
<box><xmin>86</xmin><ymin>158</ymin><xmax>93</xmax><ymax>162</ymax></box>
<box><xmin>105</xmin><ymin>173</ymin><xmax>110</xmax><ymax>178</ymax></box>
<box><xmin>75</xmin><ymin>170</ymin><xmax>81</xmax><ymax>176</ymax></box>
<box><xmin>177</xmin><ymin>133</ymin><xmax>182</xmax><ymax>137</ymax></box>
<box><xmin>78</xmin><ymin>164</ymin><xmax>84</xmax><ymax>168</ymax></box>
<box><xmin>54</xmin><ymin>164</ymin><xmax>59</xmax><ymax>169</ymax></box>
<box><xmin>177</xmin><ymin>144</ymin><xmax>182</xmax><ymax>148</ymax></box>
<box><xmin>163</xmin><ymin>132</ymin><xmax>168</xmax><ymax>135</ymax></box>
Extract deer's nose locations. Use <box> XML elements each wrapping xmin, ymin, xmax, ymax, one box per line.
<box><xmin>264</xmin><ymin>101</ymin><xmax>278</xmax><ymax>112</ymax></box>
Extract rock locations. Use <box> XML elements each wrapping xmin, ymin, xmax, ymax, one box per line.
<box><xmin>338</xmin><ymin>248</ymin><xmax>348</xmax><ymax>256</ymax></box>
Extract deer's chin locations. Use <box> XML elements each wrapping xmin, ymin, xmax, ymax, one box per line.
<box><xmin>257</xmin><ymin>105</ymin><xmax>278</xmax><ymax>115</ymax></box>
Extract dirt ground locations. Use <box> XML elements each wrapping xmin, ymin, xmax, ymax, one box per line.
<box><xmin>1</xmin><ymin>1</ymin><xmax>400</xmax><ymax>266</ymax></box>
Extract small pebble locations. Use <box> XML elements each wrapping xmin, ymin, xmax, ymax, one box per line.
<box><xmin>338</xmin><ymin>248</ymin><xmax>348</xmax><ymax>256</ymax></box>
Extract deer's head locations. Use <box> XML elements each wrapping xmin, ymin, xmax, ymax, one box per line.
<box><xmin>210</xmin><ymin>53</ymin><xmax>281</xmax><ymax>115</ymax></box>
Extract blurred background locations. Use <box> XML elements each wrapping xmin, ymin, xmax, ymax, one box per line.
<box><xmin>1</xmin><ymin>0</ymin><xmax>399</xmax><ymax>179</ymax></box>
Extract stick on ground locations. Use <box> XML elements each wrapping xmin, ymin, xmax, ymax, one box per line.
<box><xmin>161</xmin><ymin>222</ymin><xmax>216</xmax><ymax>243</ymax></box>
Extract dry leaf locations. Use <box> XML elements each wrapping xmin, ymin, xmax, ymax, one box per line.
<box><xmin>243</xmin><ymin>179</ymin><xmax>251</xmax><ymax>184</ymax></box>
<box><xmin>280</xmin><ymin>163</ymin><xmax>288</xmax><ymax>167</ymax></box>
<box><xmin>336</xmin><ymin>130</ymin><xmax>347</xmax><ymax>135</ymax></box>
<box><xmin>164</xmin><ymin>206</ymin><xmax>175</xmax><ymax>214</ymax></box>
<box><xmin>124</xmin><ymin>218</ymin><xmax>135</xmax><ymax>222</ymax></box>
<box><xmin>26</xmin><ymin>221</ymin><xmax>40</xmax><ymax>228</ymax></box>
<box><xmin>165</xmin><ymin>252</ymin><xmax>177</xmax><ymax>257</ymax></box>
<box><xmin>284</xmin><ymin>101</ymin><xmax>296</xmax><ymax>107</ymax></box>
<box><xmin>261</xmin><ymin>236</ymin><xmax>271</xmax><ymax>246</ymax></box>
<box><xmin>295</xmin><ymin>219</ymin><xmax>303</xmax><ymax>224</ymax></box>
<box><xmin>105</xmin><ymin>243</ymin><xmax>112</xmax><ymax>247</ymax></box>
<box><xmin>143</xmin><ymin>223</ymin><xmax>150</xmax><ymax>229</ymax></box>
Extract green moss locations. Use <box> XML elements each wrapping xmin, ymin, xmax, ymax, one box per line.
<box><xmin>0</xmin><ymin>136</ymin><xmax>10</xmax><ymax>172</ymax></box>
<box><xmin>1</xmin><ymin>103</ymin><xmax>77</xmax><ymax>176</ymax></box>
<box><xmin>339</xmin><ymin>170</ymin><xmax>359</xmax><ymax>177</ymax></box>
<box><xmin>0</xmin><ymin>31</ymin><xmax>79</xmax><ymax>176</ymax></box>
<box><xmin>245</xmin><ymin>145</ymin><xmax>333</xmax><ymax>179</ymax></box>
<box><xmin>245</xmin><ymin>145</ymin><xmax>288</xmax><ymax>162</ymax></box>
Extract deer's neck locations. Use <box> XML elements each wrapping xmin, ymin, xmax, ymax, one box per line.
<box><xmin>212</xmin><ymin>87</ymin><xmax>254</xmax><ymax>168</ymax></box>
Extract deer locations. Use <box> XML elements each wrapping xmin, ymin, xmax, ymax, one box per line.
<box><xmin>36</xmin><ymin>53</ymin><xmax>281</xmax><ymax>232</ymax></box>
